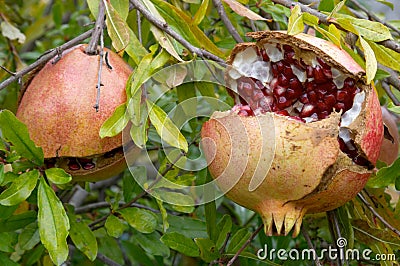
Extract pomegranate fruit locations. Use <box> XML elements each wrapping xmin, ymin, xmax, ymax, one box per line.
<box><xmin>201</xmin><ymin>31</ymin><xmax>384</xmax><ymax>236</ymax></box>
<box><xmin>16</xmin><ymin>44</ymin><xmax>133</xmax><ymax>181</ymax></box>
<box><xmin>379</xmin><ymin>107</ymin><xmax>399</xmax><ymax>165</ymax></box>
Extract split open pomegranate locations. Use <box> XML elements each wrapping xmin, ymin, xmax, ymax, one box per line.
<box><xmin>17</xmin><ymin>44</ymin><xmax>134</xmax><ymax>181</ymax></box>
<box><xmin>201</xmin><ymin>31</ymin><xmax>384</xmax><ymax>236</ymax></box>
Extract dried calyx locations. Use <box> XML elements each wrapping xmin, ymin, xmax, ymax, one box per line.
<box><xmin>201</xmin><ymin>31</ymin><xmax>384</xmax><ymax>236</ymax></box>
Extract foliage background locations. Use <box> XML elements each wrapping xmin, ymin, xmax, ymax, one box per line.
<box><xmin>0</xmin><ymin>0</ymin><xmax>399</xmax><ymax>265</ymax></box>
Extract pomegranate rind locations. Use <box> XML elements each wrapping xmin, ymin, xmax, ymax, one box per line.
<box><xmin>16</xmin><ymin>44</ymin><xmax>131</xmax><ymax>158</ymax></box>
<box><xmin>379</xmin><ymin>107</ymin><xmax>399</xmax><ymax>165</ymax></box>
<box><xmin>202</xmin><ymin>31</ymin><xmax>384</xmax><ymax>236</ymax></box>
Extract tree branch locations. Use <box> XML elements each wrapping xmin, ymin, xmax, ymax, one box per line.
<box><xmin>0</xmin><ymin>29</ymin><xmax>94</xmax><ymax>91</ymax></box>
<box><xmin>270</xmin><ymin>0</ymin><xmax>400</xmax><ymax>54</ymax></box>
<box><xmin>212</xmin><ymin>0</ymin><xmax>244</xmax><ymax>43</ymax></box>
<box><xmin>129</xmin><ymin>0</ymin><xmax>225</xmax><ymax>64</ymax></box>
<box><xmin>85</xmin><ymin>0</ymin><xmax>106</xmax><ymax>55</ymax></box>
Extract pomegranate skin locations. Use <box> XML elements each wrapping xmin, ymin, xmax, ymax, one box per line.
<box><xmin>16</xmin><ymin>44</ymin><xmax>132</xmax><ymax>180</ymax></box>
<box><xmin>201</xmin><ymin>31</ymin><xmax>384</xmax><ymax>236</ymax></box>
<box><xmin>378</xmin><ymin>107</ymin><xmax>399</xmax><ymax>165</ymax></box>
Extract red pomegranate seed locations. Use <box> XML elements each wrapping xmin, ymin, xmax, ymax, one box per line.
<box><xmin>317</xmin><ymin>57</ymin><xmax>330</xmax><ymax>69</ymax></box>
<box><xmin>324</xmin><ymin>94</ymin><xmax>336</xmax><ymax>108</ymax></box>
<box><xmin>306</xmin><ymin>66</ymin><xmax>314</xmax><ymax>77</ymax></box>
<box><xmin>83</xmin><ymin>162</ymin><xmax>95</xmax><ymax>170</ymax></box>
<box><xmin>334</xmin><ymin>102</ymin><xmax>345</xmax><ymax>112</ymax></box>
<box><xmin>318</xmin><ymin>111</ymin><xmax>330</xmax><ymax>119</ymax></box>
<box><xmin>313</xmin><ymin>66</ymin><xmax>326</xmax><ymax>83</ymax></box>
<box><xmin>277</xmin><ymin>96</ymin><xmax>291</xmax><ymax>109</ymax></box>
<box><xmin>316</xmin><ymin>88</ymin><xmax>328</xmax><ymax>98</ymax></box>
<box><xmin>317</xmin><ymin>101</ymin><xmax>328</xmax><ymax>112</ymax></box>
<box><xmin>323</xmin><ymin>68</ymin><xmax>332</xmax><ymax>79</ymax></box>
<box><xmin>278</xmin><ymin>74</ymin><xmax>289</xmax><ymax>86</ymax></box>
<box><xmin>305</xmin><ymin>81</ymin><xmax>315</xmax><ymax>92</ymax></box>
<box><xmin>238</xmin><ymin>110</ymin><xmax>249</xmax><ymax>116</ymax></box>
<box><xmin>307</xmin><ymin>91</ymin><xmax>318</xmax><ymax>103</ymax></box>
<box><xmin>336</xmin><ymin>90</ymin><xmax>347</xmax><ymax>101</ymax></box>
<box><xmin>289</xmin><ymin>77</ymin><xmax>302</xmax><ymax>91</ymax></box>
<box><xmin>68</xmin><ymin>161</ymin><xmax>80</xmax><ymax>171</ymax></box>
<box><xmin>283</xmin><ymin>65</ymin><xmax>294</xmax><ymax>78</ymax></box>
<box><xmin>300</xmin><ymin>103</ymin><xmax>316</xmax><ymax>117</ymax></box>
<box><xmin>271</xmin><ymin>63</ymin><xmax>279</xmax><ymax>76</ymax></box>
<box><xmin>276</xmin><ymin>61</ymin><xmax>285</xmax><ymax>72</ymax></box>
<box><xmin>299</xmin><ymin>93</ymin><xmax>309</xmax><ymax>104</ymax></box>
<box><xmin>260</xmin><ymin>48</ymin><xmax>270</xmax><ymax>61</ymax></box>
<box><xmin>343</xmin><ymin>77</ymin><xmax>355</xmax><ymax>88</ymax></box>
<box><xmin>274</xmin><ymin>85</ymin><xmax>286</xmax><ymax>96</ymax></box>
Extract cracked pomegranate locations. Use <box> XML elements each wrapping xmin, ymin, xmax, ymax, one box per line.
<box><xmin>201</xmin><ymin>31</ymin><xmax>384</xmax><ymax>236</ymax></box>
<box><xmin>17</xmin><ymin>44</ymin><xmax>135</xmax><ymax>181</ymax></box>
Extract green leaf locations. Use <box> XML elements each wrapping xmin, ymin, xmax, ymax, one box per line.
<box><xmin>359</xmin><ymin>36</ymin><xmax>377</xmax><ymax>84</ymax></box>
<box><xmin>119</xmin><ymin>207</ymin><xmax>157</xmax><ymax>234</ymax></box>
<box><xmin>367</xmin><ymin>157</ymin><xmax>400</xmax><ymax>188</ymax></box>
<box><xmin>303</xmin><ymin>12</ymin><xmax>319</xmax><ymax>26</ymax></box>
<box><xmin>129</xmin><ymin>105</ymin><xmax>149</xmax><ymax>148</ymax></box>
<box><xmin>287</xmin><ymin>5</ymin><xmax>304</xmax><ymax>35</ymax></box>
<box><xmin>0</xmin><ymin>165</ymin><xmax>4</xmax><ymax>186</ymax></box>
<box><xmin>146</xmin><ymin>100</ymin><xmax>188</xmax><ymax>152</ymax></box>
<box><xmin>318</xmin><ymin>0</ymin><xmax>335</xmax><ymax>12</ymax></box>
<box><xmin>105</xmin><ymin>215</ymin><xmax>127</xmax><ymax>238</ymax></box>
<box><xmin>125</xmin><ymin>29</ymin><xmax>149</xmax><ymax>65</ymax></box>
<box><xmin>366</xmin><ymin>40</ymin><xmax>400</xmax><ymax>72</ymax></box>
<box><xmin>156</xmin><ymin>199</ymin><xmax>169</xmax><ymax>232</ymax></box>
<box><xmin>161</xmin><ymin>232</ymin><xmax>200</xmax><ymax>257</ymax></box>
<box><xmin>87</xmin><ymin>0</ymin><xmax>100</xmax><ymax>17</ymax></box>
<box><xmin>387</xmin><ymin>102</ymin><xmax>400</xmax><ymax>114</ymax></box>
<box><xmin>151</xmin><ymin>0</ymin><xmax>224</xmax><ymax>58</ymax></box>
<box><xmin>335</xmin><ymin>15</ymin><xmax>392</xmax><ymax>42</ymax></box>
<box><xmin>167</xmin><ymin>215</ymin><xmax>208</xmax><ymax>239</ymax></box>
<box><xmin>99</xmin><ymin>103</ymin><xmax>129</xmax><ymax>138</ymax></box>
<box><xmin>192</xmin><ymin>0</ymin><xmax>209</xmax><ymax>25</ymax></box>
<box><xmin>327</xmin><ymin>0</ymin><xmax>345</xmax><ymax>20</ymax></box>
<box><xmin>0</xmin><ymin>252</ymin><xmax>19</xmax><ymax>266</ymax></box>
<box><xmin>194</xmin><ymin>238</ymin><xmax>219</xmax><ymax>262</ymax></box>
<box><xmin>0</xmin><ymin>232</ymin><xmax>17</xmax><ymax>252</ymax></box>
<box><xmin>227</xmin><ymin>228</ymin><xmax>251</xmax><ymax>253</ymax></box>
<box><xmin>45</xmin><ymin>168</ymin><xmax>71</xmax><ymax>185</ymax></box>
<box><xmin>155</xmin><ymin>191</ymin><xmax>194</xmax><ymax>213</ymax></box>
<box><xmin>18</xmin><ymin>223</ymin><xmax>40</xmax><ymax>250</ymax></box>
<box><xmin>335</xmin><ymin>206</ymin><xmax>354</xmax><ymax>249</ymax></box>
<box><xmin>216</xmin><ymin>215</ymin><xmax>232</xmax><ymax>249</ymax></box>
<box><xmin>377</xmin><ymin>0</ymin><xmax>394</xmax><ymax>10</ymax></box>
<box><xmin>68</xmin><ymin>215</ymin><xmax>98</xmax><ymax>261</ymax></box>
<box><xmin>110</xmin><ymin>0</ymin><xmax>129</xmax><ymax>20</ymax></box>
<box><xmin>222</xmin><ymin>0</ymin><xmax>268</xmax><ymax>21</ymax></box>
<box><xmin>0</xmin><ymin>211</ymin><xmax>37</xmax><ymax>233</ymax></box>
<box><xmin>0</xmin><ymin>110</ymin><xmax>44</xmax><ymax>166</ymax></box>
<box><xmin>103</xmin><ymin>0</ymin><xmax>130</xmax><ymax>52</ymax></box>
<box><xmin>37</xmin><ymin>177</ymin><xmax>69</xmax><ymax>266</ymax></box>
<box><xmin>1</xmin><ymin>21</ymin><xmax>26</xmax><ymax>43</ymax></box>
<box><xmin>204</xmin><ymin>200</ymin><xmax>217</xmax><ymax>242</ymax></box>
<box><xmin>134</xmin><ymin>231</ymin><xmax>170</xmax><ymax>257</ymax></box>
<box><xmin>0</xmin><ymin>170</ymin><xmax>39</xmax><ymax>206</ymax></box>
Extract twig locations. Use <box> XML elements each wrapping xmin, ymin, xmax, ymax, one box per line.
<box><xmin>301</xmin><ymin>226</ymin><xmax>322</xmax><ymax>266</ymax></box>
<box><xmin>75</xmin><ymin>201</ymin><xmax>159</xmax><ymax>214</ymax></box>
<box><xmin>129</xmin><ymin>0</ymin><xmax>225</xmax><ymax>64</ymax></box>
<box><xmin>93</xmin><ymin>30</ymin><xmax>104</xmax><ymax>112</ymax></box>
<box><xmin>269</xmin><ymin>0</ymin><xmax>400</xmax><ymax>54</ymax></box>
<box><xmin>137</xmin><ymin>9</ymin><xmax>142</xmax><ymax>44</ymax></box>
<box><xmin>358</xmin><ymin>191</ymin><xmax>400</xmax><ymax>236</ymax></box>
<box><xmin>85</xmin><ymin>0</ymin><xmax>106</xmax><ymax>55</ymax></box>
<box><xmin>326</xmin><ymin>210</ymin><xmax>345</xmax><ymax>266</ymax></box>
<box><xmin>212</xmin><ymin>0</ymin><xmax>243</xmax><ymax>43</ymax></box>
<box><xmin>96</xmin><ymin>252</ymin><xmax>122</xmax><ymax>266</ymax></box>
<box><xmin>0</xmin><ymin>29</ymin><xmax>94</xmax><ymax>91</ymax></box>
<box><xmin>226</xmin><ymin>224</ymin><xmax>263</xmax><ymax>266</ymax></box>
<box><xmin>348</xmin><ymin>0</ymin><xmax>400</xmax><ymax>36</ymax></box>
<box><xmin>382</xmin><ymin>82</ymin><xmax>400</xmax><ymax>106</ymax></box>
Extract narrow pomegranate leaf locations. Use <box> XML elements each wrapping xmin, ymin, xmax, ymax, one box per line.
<box><xmin>129</xmin><ymin>102</ymin><xmax>148</xmax><ymax>148</ymax></box>
<box><xmin>0</xmin><ymin>165</ymin><xmax>4</xmax><ymax>185</ymax></box>
<box><xmin>146</xmin><ymin>100</ymin><xmax>189</xmax><ymax>152</ymax></box>
<box><xmin>314</xmin><ymin>25</ymin><xmax>341</xmax><ymax>47</ymax></box>
<box><xmin>192</xmin><ymin>0</ymin><xmax>209</xmax><ymax>25</ymax></box>
<box><xmin>19</xmin><ymin>223</ymin><xmax>40</xmax><ymax>250</ymax></box>
<box><xmin>204</xmin><ymin>199</ymin><xmax>217</xmax><ymax>242</ymax></box>
<box><xmin>335</xmin><ymin>14</ymin><xmax>392</xmax><ymax>42</ymax></box>
<box><xmin>87</xmin><ymin>0</ymin><xmax>100</xmax><ymax>17</ymax></box>
<box><xmin>359</xmin><ymin>36</ymin><xmax>377</xmax><ymax>84</ymax></box>
<box><xmin>103</xmin><ymin>0</ymin><xmax>130</xmax><ymax>53</ymax></box>
<box><xmin>135</xmin><ymin>231</ymin><xmax>170</xmax><ymax>257</ymax></box>
<box><xmin>38</xmin><ymin>177</ymin><xmax>69</xmax><ymax>266</ymax></box>
<box><xmin>335</xmin><ymin>206</ymin><xmax>354</xmax><ymax>249</ymax></box>
<box><xmin>119</xmin><ymin>207</ymin><xmax>158</xmax><ymax>234</ymax></box>
<box><xmin>366</xmin><ymin>40</ymin><xmax>400</xmax><ymax>72</ymax></box>
<box><xmin>1</xmin><ymin>20</ymin><xmax>26</xmax><ymax>43</ymax></box>
<box><xmin>222</xmin><ymin>0</ymin><xmax>268</xmax><ymax>21</ymax></box>
<box><xmin>194</xmin><ymin>238</ymin><xmax>219</xmax><ymax>263</ymax></box>
<box><xmin>287</xmin><ymin>5</ymin><xmax>304</xmax><ymax>35</ymax></box>
<box><xmin>160</xmin><ymin>232</ymin><xmax>200</xmax><ymax>257</ymax></box>
<box><xmin>387</xmin><ymin>102</ymin><xmax>400</xmax><ymax>114</ymax></box>
<box><xmin>226</xmin><ymin>228</ymin><xmax>251</xmax><ymax>253</ymax></box>
<box><xmin>110</xmin><ymin>0</ymin><xmax>129</xmax><ymax>20</ymax></box>
<box><xmin>0</xmin><ymin>170</ymin><xmax>39</xmax><ymax>206</ymax></box>
<box><xmin>156</xmin><ymin>199</ymin><xmax>169</xmax><ymax>232</ymax></box>
<box><xmin>44</xmin><ymin>168</ymin><xmax>72</xmax><ymax>185</ymax></box>
<box><xmin>125</xmin><ymin>28</ymin><xmax>149</xmax><ymax>65</ymax></box>
<box><xmin>326</xmin><ymin>0</ymin><xmax>345</xmax><ymax>20</ymax></box>
<box><xmin>377</xmin><ymin>0</ymin><xmax>394</xmax><ymax>9</ymax></box>
<box><xmin>157</xmin><ymin>191</ymin><xmax>195</xmax><ymax>213</ymax></box>
<box><xmin>150</xmin><ymin>0</ymin><xmax>224</xmax><ymax>58</ymax></box>
<box><xmin>367</xmin><ymin>157</ymin><xmax>400</xmax><ymax>188</ymax></box>
<box><xmin>0</xmin><ymin>252</ymin><xmax>19</xmax><ymax>266</ymax></box>
<box><xmin>99</xmin><ymin>103</ymin><xmax>129</xmax><ymax>138</ymax></box>
<box><xmin>215</xmin><ymin>215</ymin><xmax>232</xmax><ymax>249</ymax></box>
<box><xmin>0</xmin><ymin>110</ymin><xmax>44</xmax><ymax>166</ymax></box>
<box><xmin>353</xmin><ymin>219</ymin><xmax>400</xmax><ymax>248</ymax></box>
<box><xmin>68</xmin><ymin>213</ymin><xmax>98</xmax><ymax>261</ymax></box>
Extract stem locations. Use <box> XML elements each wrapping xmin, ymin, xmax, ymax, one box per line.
<box><xmin>85</xmin><ymin>0</ymin><xmax>106</xmax><ymax>55</ymax></box>
<box><xmin>212</xmin><ymin>0</ymin><xmax>243</xmax><ymax>43</ymax></box>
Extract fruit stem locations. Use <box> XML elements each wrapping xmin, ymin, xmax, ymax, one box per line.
<box><xmin>85</xmin><ymin>0</ymin><xmax>105</xmax><ymax>55</ymax></box>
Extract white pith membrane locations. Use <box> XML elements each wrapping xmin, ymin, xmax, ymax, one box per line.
<box><xmin>227</xmin><ymin>42</ymin><xmax>373</xmax><ymax>169</ymax></box>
